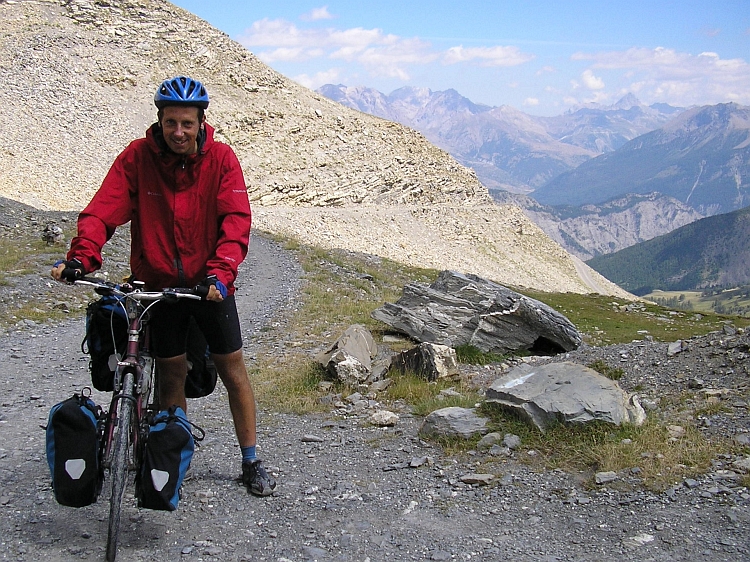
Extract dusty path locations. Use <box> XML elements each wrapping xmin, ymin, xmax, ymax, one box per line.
<box><xmin>0</xmin><ymin>232</ymin><xmax>749</xmax><ymax>562</ymax></box>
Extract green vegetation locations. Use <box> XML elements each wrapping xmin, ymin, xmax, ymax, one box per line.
<box><xmin>0</xmin><ymin>236</ymin><xmax>57</xmax><ymax>281</ymax></box>
<box><xmin>454</xmin><ymin>344</ymin><xmax>509</xmax><ymax>365</ymax></box>
<box><xmin>478</xmin><ymin>409</ymin><xmax>725</xmax><ymax>491</ymax></box>
<box><xmin>587</xmin><ymin>359</ymin><xmax>624</xmax><ymax>380</ymax></box>
<box><xmin>587</xmin><ymin>206</ymin><xmax>750</xmax><ymax>296</ymax></box>
<box><xmin>520</xmin><ymin>289</ymin><xmax>750</xmax><ymax>346</ymax></box>
<box><xmin>646</xmin><ymin>287</ymin><xmax>750</xmax><ymax>317</ymax></box>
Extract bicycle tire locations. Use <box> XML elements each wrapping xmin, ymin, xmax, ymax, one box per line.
<box><xmin>105</xmin><ymin>370</ymin><xmax>135</xmax><ymax>562</ymax></box>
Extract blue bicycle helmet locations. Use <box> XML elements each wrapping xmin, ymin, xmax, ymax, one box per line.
<box><xmin>154</xmin><ymin>76</ymin><xmax>209</xmax><ymax>109</ymax></box>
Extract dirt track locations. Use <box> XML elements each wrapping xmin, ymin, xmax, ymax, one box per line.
<box><xmin>0</xmin><ymin>205</ymin><xmax>749</xmax><ymax>561</ymax></box>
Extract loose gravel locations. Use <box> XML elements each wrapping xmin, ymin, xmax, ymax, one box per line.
<box><xmin>0</xmin><ymin>199</ymin><xmax>749</xmax><ymax>562</ymax></box>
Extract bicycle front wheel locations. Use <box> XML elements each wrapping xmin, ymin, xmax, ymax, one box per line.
<box><xmin>105</xmin><ymin>370</ymin><xmax>135</xmax><ymax>562</ymax></box>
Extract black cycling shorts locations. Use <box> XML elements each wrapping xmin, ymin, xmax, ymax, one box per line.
<box><xmin>148</xmin><ymin>294</ymin><xmax>243</xmax><ymax>358</ymax></box>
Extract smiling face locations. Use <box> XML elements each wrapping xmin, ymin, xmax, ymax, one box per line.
<box><xmin>159</xmin><ymin>105</ymin><xmax>203</xmax><ymax>155</ymax></box>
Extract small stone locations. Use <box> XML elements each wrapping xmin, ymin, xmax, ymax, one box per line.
<box><xmin>502</xmin><ymin>433</ymin><xmax>521</xmax><ymax>450</ymax></box>
<box><xmin>667</xmin><ymin>425</ymin><xmax>685</xmax><ymax>439</ymax></box>
<box><xmin>595</xmin><ymin>471</ymin><xmax>618</xmax><ymax>484</ymax></box>
<box><xmin>370</xmin><ymin>410</ymin><xmax>399</xmax><ymax>426</ymax></box>
<box><xmin>459</xmin><ymin>473</ymin><xmax>494</xmax><ymax>485</ymax></box>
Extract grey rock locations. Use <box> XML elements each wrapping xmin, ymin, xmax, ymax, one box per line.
<box><xmin>391</xmin><ymin>342</ymin><xmax>459</xmax><ymax>381</ymax></box>
<box><xmin>667</xmin><ymin>340</ymin><xmax>684</xmax><ymax>356</ymax></box>
<box><xmin>595</xmin><ymin>471</ymin><xmax>618</xmax><ymax>484</ymax></box>
<box><xmin>476</xmin><ymin>432</ymin><xmax>503</xmax><ymax>450</ymax></box>
<box><xmin>316</xmin><ymin>324</ymin><xmax>378</xmax><ymax>385</ymax></box>
<box><xmin>372</xmin><ymin>270</ymin><xmax>582</xmax><ymax>354</ymax></box>
<box><xmin>503</xmin><ymin>433</ymin><xmax>522</xmax><ymax>450</ymax></box>
<box><xmin>460</xmin><ymin>473</ymin><xmax>494</xmax><ymax>485</ymax></box>
<box><xmin>486</xmin><ymin>362</ymin><xmax>646</xmax><ymax>431</ymax></box>
<box><xmin>419</xmin><ymin>407</ymin><xmax>489</xmax><ymax>439</ymax></box>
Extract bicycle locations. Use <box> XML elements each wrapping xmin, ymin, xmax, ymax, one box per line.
<box><xmin>74</xmin><ymin>276</ymin><xmax>205</xmax><ymax>562</ymax></box>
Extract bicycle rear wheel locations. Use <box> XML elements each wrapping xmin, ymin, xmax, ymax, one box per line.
<box><xmin>105</xmin><ymin>370</ymin><xmax>135</xmax><ymax>562</ymax></box>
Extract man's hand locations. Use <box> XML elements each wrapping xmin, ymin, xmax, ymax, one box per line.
<box><xmin>199</xmin><ymin>275</ymin><xmax>227</xmax><ymax>302</ymax></box>
<box><xmin>51</xmin><ymin>259</ymin><xmax>84</xmax><ymax>282</ymax></box>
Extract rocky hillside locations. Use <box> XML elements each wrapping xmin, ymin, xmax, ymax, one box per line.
<box><xmin>588</xmin><ymin>205</ymin><xmax>750</xmax><ymax>294</ymax></box>
<box><xmin>0</xmin><ymin>0</ymin><xmax>627</xmax><ymax>297</ymax></box>
<box><xmin>493</xmin><ymin>192</ymin><xmax>704</xmax><ymax>260</ymax></box>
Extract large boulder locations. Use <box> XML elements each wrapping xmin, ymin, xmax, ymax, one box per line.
<box><xmin>372</xmin><ymin>270</ymin><xmax>581</xmax><ymax>354</ymax></box>
<box><xmin>485</xmin><ymin>362</ymin><xmax>646</xmax><ymax>431</ymax></box>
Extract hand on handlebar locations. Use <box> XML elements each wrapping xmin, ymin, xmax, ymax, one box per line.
<box><xmin>196</xmin><ymin>275</ymin><xmax>227</xmax><ymax>302</ymax></box>
<box><xmin>51</xmin><ymin>258</ymin><xmax>85</xmax><ymax>283</ymax></box>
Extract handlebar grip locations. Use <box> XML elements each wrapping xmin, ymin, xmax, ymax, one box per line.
<box><xmin>192</xmin><ymin>285</ymin><xmax>209</xmax><ymax>299</ymax></box>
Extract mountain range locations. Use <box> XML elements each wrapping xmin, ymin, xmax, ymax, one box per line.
<box><xmin>318</xmin><ymin>85</ymin><xmax>680</xmax><ymax>194</ymax></box>
<box><xmin>319</xmin><ymin>85</ymin><xmax>750</xmax><ymax>260</ymax></box>
<box><xmin>534</xmin><ymin>103</ymin><xmax>750</xmax><ymax>216</ymax></box>
<box><xmin>492</xmin><ymin>191</ymin><xmax>703</xmax><ymax>261</ymax></box>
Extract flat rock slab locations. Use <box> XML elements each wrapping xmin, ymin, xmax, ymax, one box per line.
<box><xmin>372</xmin><ymin>270</ymin><xmax>581</xmax><ymax>354</ymax></box>
<box><xmin>485</xmin><ymin>362</ymin><xmax>646</xmax><ymax>431</ymax></box>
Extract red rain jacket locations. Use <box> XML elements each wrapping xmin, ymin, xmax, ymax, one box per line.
<box><xmin>67</xmin><ymin>123</ymin><xmax>251</xmax><ymax>294</ymax></box>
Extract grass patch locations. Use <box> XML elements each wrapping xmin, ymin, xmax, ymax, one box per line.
<box><xmin>385</xmin><ymin>370</ymin><xmax>480</xmax><ymax>416</ymax></box>
<box><xmin>251</xmin><ymin>355</ymin><xmax>330</xmax><ymax>414</ymax></box>
<box><xmin>521</xmin><ymin>289</ymin><xmax>750</xmax><ymax>345</ymax></box>
<box><xmin>0</xmin><ymin>237</ymin><xmax>58</xmax><ymax>277</ymax></box>
<box><xmin>455</xmin><ymin>344</ymin><xmax>509</xmax><ymax>365</ymax></box>
<box><xmin>478</xmin><ymin>404</ymin><xmax>726</xmax><ymax>490</ymax></box>
<box><xmin>587</xmin><ymin>359</ymin><xmax>625</xmax><ymax>380</ymax></box>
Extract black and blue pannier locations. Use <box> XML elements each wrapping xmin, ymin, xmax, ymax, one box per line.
<box><xmin>82</xmin><ymin>294</ymin><xmax>128</xmax><ymax>392</ymax></box>
<box><xmin>45</xmin><ymin>392</ymin><xmax>104</xmax><ymax>507</ymax></box>
<box><xmin>136</xmin><ymin>406</ymin><xmax>196</xmax><ymax>511</ymax></box>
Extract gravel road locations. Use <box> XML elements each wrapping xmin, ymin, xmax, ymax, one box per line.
<box><xmin>0</xmin><ymin>202</ymin><xmax>749</xmax><ymax>561</ymax></box>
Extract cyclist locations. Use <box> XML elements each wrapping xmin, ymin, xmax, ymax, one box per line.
<box><xmin>51</xmin><ymin>75</ymin><xmax>276</xmax><ymax>497</ymax></box>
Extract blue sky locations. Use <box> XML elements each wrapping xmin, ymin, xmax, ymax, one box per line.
<box><xmin>170</xmin><ymin>1</ymin><xmax>750</xmax><ymax>116</ymax></box>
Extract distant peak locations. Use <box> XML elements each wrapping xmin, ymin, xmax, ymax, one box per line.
<box><xmin>610</xmin><ymin>93</ymin><xmax>642</xmax><ymax>110</ymax></box>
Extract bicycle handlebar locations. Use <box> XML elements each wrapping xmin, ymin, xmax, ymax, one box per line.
<box><xmin>74</xmin><ymin>277</ymin><xmax>203</xmax><ymax>301</ymax></box>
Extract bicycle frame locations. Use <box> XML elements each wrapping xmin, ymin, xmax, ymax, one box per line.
<box><xmin>74</xmin><ymin>278</ymin><xmax>201</xmax><ymax>562</ymax></box>
<box><xmin>101</xmin><ymin>292</ymin><xmax>153</xmax><ymax>471</ymax></box>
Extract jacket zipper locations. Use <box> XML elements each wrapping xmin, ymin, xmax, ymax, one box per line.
<box><xmin>174</xmin><ymin>257</ymin><xmax>186</xmax><ymax>286</ymax></box>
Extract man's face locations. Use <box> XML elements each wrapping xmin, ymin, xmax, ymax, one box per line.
<box><xmin>159</xmin><ymin>106</ymin><xmax>202</xmax><ymax>155</ymax></box>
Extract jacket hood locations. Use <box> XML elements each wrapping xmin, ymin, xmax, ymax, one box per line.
<box><xmin>147</xmin><ymin>121</ymin><xmax>215</xmax><ymax>156</ymax></box>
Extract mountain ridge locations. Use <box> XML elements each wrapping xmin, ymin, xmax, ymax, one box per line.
<box><xmin>587</xmin><ymin>205</ymin><xmax>750</xmax><ymax>294</ymax></box>
<box><xmin>317</xmin><ymin>84</ymin><xmax>681</xmax><ymax>193</ymax></box>
<box><xmin>533</xmin><ymin>103</ymin><xmax>750</xmax><ymax>215</ymax></box>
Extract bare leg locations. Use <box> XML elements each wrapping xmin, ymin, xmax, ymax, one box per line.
<box><xmin>156</xmin><ymin>354</ymin><xmax>188</xmax><ymax>412</ymax></box>
<box><xmin>211</xmin><ymin>350</ymin><xmax>257</xmax><ymax>447</ymax></box>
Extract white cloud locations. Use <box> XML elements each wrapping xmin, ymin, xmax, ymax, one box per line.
<box><xmin>572</xmin><ymin>46</ymin><xmax>750</xmax><ymax>106</ymax></box>
<box><xmin>301</xmin><ymin>6</ymin><xmax>334</xmax><ymax>22</ymax></box>
<box><xmin>523</xmin><ymin>97</ymin><xmax>540</xmax><ymax>106</ymax></box>
<box><xmin>581</xmin><ymin>69</ymin><xmax>605</xmax><ymax>90</ymax></box>
<box><xmin>536</xmin><ymin>65</ymin><xmax>555</xmax><ymax>76</ymax></box>
<box><xmin>240</xmin><ymin>18</ymin><xmax>528</xmax><ymax>83</ymax></box>
<box><xmin>443</xmin><ymin>45</ymin><xmax>535</xmax><ymax>67</ymax></box>
<box><xmin>293</xmin><ymin>68</ymin><xmax>342</xmax><ymax>89</ymax></box>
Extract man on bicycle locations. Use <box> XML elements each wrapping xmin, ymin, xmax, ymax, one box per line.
<box><xmin>51</xmin><ymin>75</ymin><xmax>276</xmax><ymax>497</ymax></box>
